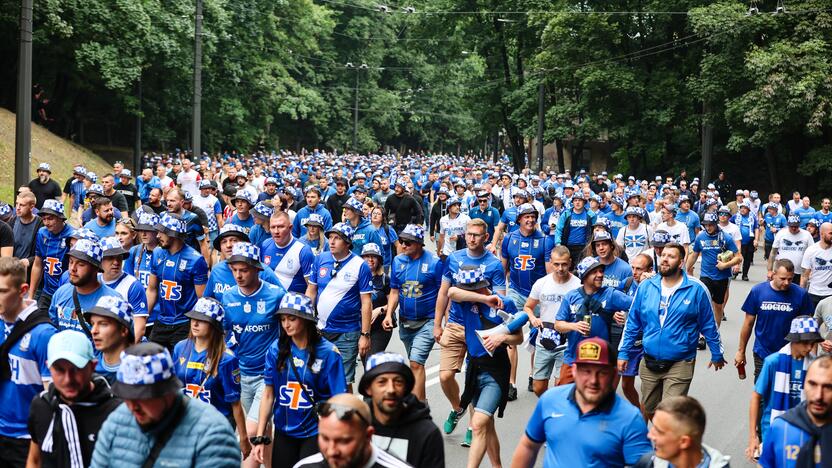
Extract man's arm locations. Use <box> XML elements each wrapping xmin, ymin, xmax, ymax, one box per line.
<box><xmin>359</xmin><ymin>292</ymin><xmax>372</xmax><ymax>357</ymax></box>
<box><xmin>509</xmin><ymin>434</ymin><xmax>542</xmax><ymax>468</ymax></box>
<box><xmin>145</xmin><ymin>274</ymin><xmax>159</xmax><ymax>315</ymax></box>
<box><xmin>384</xmin><ymin>288</ymin><xmax>399</xmax><ymax>327</ymax></box>
<box><xmin>801</xmin><ymin>268</ymin><xmax>811</xmax><ymax>289</ymax></box>
<box><xmin>306</xmin><ymin>283</ymin><xmax>317</xmax><ymax>305</ymax></box>
<box><xmin>28</xmin><ymin>256</ymin><xmax>43</xmax><ymax>300</ymax></box>
<box><xmin>447</xmin><ymin>286</ymin><xmax>503</xmax><ymax>307</ymax></box>
<box><xmin>433</xmin><ymin>281</ymin><xmax>450</xmax><ymax>342</ymax></box>
<box><xmin>685</xmin><ymin>250</ymin><xmax>700</xmax><ymax>274</ymax></box>
<box><xmin>25</xmin><ymin>441</ymin><xmax>41</xmax><ymax>468</ymax></box>
<box><xmin>747</xmin><ymin>392</ymin><xmax>763</xmax><ymax>459</ymax></box>
<box><xmin>766</xmin><ymin>247</ymin><xmax>779</xmax><ymax>277</ymax></box>
<box><xmin>734</xmin><ymin>313</ymin><xmax>756</xmax><ymax>367</ymax></box>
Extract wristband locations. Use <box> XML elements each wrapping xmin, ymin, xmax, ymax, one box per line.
<box><xmin>249</xmin><ymin>436</ymin><xmax>272</xmax><ymax>446</ymax></box>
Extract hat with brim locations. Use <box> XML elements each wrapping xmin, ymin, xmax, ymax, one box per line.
<box><xmin>358</xmin><ymin>352</ymin><xmax>415</xmax><ymax>397</ymax></box>
<box><xmin>454</xmin><ymin>266</ymin><xmax>490</xmax><ymax>291</ymax></box>
<box><xmin>785</xmin><ymin>316</ymin><xmax>824</xmax><ymax>343</ymax></box>
<box><xmin>398</xmin><ymin>224</ymin><xmax>425</xmax><ymax>245</ymax></box>
<box><xmin>68</xmin><ymin>239</ymin><xmax>103</xmax><ymax>270</ymax></box>
<box><xmin>39</xmin><ymin>199</ymin><xmax>66</xmax><ymax>220</ymax></box>
<box><xmin>184</xmin><ymin>297</ymin><xmax>225</xmax><ymax>333</ymax></box>
<box><xmin>276</xmin><ymin>292</ymin><xmax>317</xmax><ymax>323</ymax></box>
<box><xmin>154</xmin><ymin>213</ymin><xmax>187</xmax><ymax>239</ymax></box>
<box><xmin>112</xmin><ymin>343</ymin><xmax>182</xmax><ymax>400</ymax></box>
<box><xmin>325</xmin><ymin>223</ymin><xmax>355</xmax><ymax>245</ymax></box>
<box><xmin>576</xmin><ymin>257</ymin><xmax>605</xmax><ymax>281</ymax></box>
<box><xmin>102</xmin><ymin>245</ymin><xmax>129</xmax><ymax>259</ymax></box>
<box><xmin>84</xmin><ymin>297</ymin><xmax>134</xmax><ymax>341</ymax></box>
<box><xmin>213</xmin><ymin>224</ymin><xmax>249</xmax><ymax>251</ymax></box>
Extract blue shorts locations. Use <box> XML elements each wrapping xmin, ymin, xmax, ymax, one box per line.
<box><xmin>240</xmin><ymin>373</ymin><xmax>265</xmax><ymax>422</ymax></box>
<box><xmin>399</xmin><ymin>318</ymin><xmax>435</xmax><ymax>365</ymax></box>
<box><xmin>621</xmin><ymin>347</ymin><xmax>644</xmax><ymax>377</ymax></box>
<box><xmin>472</xmin><ymin>371</ymin><xmax>502</xmax><ymax>417</ymax></box>
<box><xmin>532</xmin><ymin>341</ymin><xmax>564</xmax><ymax>381</ymax></box>
<box><xmin>330</xmin><ymin>331</ymin><xmax>360</xmax><ymax>384</ymax></box>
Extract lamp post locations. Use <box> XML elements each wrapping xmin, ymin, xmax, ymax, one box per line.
<box><xmin>345</xmin><ymin>62</ymin><xmax>368</xmax><ymax>151</ymax></box>
<box><xmin>14</xmin><ymin>0</ymin><xmax>33</xmax><ymax>189</ymax></box>
<box><xmin>192</xmin><ymin>0</ymin><xmax>203</xmax><ymax>160</ymax></box>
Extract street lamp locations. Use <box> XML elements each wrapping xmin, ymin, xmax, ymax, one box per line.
<box><xmin>192</xmin><ymin>0</ymin><xmax>203</xmax><ymax>160</ymax></box>
<box><xmin>15</xmin><ymin>0</ymin><xmax>33</xmax><ymax>189</ymax></box>
<box><xmin>345</xmin><ymin>62</ymin><xmax>368</xmax><ymax>151</ymax></box>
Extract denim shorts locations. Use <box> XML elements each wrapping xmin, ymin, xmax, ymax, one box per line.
<box><xmin>532</xmin><ymin>341</ymin><xmax>564</xmax><ymax>381</ymax></box>
<box><xmin>241</xmin><ymin>373</ymin><xmax>265</xmax><ymax>422</ymax></box>
<box><xmin>472</xmin><ymin>371</ymin><xmax>502</xmax><ymax>417</ymax></box>
<box><xmin>399</xmin><ymin>318</ymin><xmax>435</xmax><ymax>365</ymax></box>
<box><xmin>330</xmin><ymin>330</ymin><xmax>360</xmax><ymax>384</ymax></box>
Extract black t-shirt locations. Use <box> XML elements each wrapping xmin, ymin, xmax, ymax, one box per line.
<box><xmin>115</xmin><ymin>182</ymin><xmax>138</xmax><ymax>214</ymax></box>
<box><xmin>0</xmin><ymin>220</ymin><xmax>13</xmax><ymax>251</ymax></box>
<box><xmin>27</xmin><ymin>178</ymin><xmax>62</xmax><ymax>209</ymax></box>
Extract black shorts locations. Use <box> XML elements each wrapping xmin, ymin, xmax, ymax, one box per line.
<box><xmin>701</xmin><ymin>277</ymin><xmax>729</xmax><ymax>305</ymax></box>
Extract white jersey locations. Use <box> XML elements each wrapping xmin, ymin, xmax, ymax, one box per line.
<box><xmin>616</xmin><ymin>224</ymin><xmax>653</xmax><ymax>263</ymax></box>
<box><xmin>529</xmin><ymin>274</ymin><xmax>581</xmax><ymax>322</ymax></box>
<box><xmin>439</xmin><ymin>213</ymin><xmax>471</xmax><ymax>256</ymax></box>
<box><xmin>657</xmin><ymin>221</ymin><xmax>690</xmax><ymax>245</ymax></box>
<box><xmin>774</xmin><ymin>229</ymin><xmax>814</xmax><ymax>274</ymax></box>
<box><xmin>492</xmin><ymin>185</ymin><xmax>519</xmax><ymax>212</ymax></box>
<box><xmin>802</xmin><ymin>243</ymin><xmax>832</xmax><ymax>296</ymax></box>
<box><xmin>648</xmin><ymin>211</ymin><xmax>663</xmax><ymax>230</ymax></box>
<box><xmin>192</xmin><ymin>194</ymin><xmax>221</xmax><ymax>232</ymax></box>
<box><xmin>718</xmin><ymin>222</ymin><xmax>742</xmax><ymax>246</ymax></box>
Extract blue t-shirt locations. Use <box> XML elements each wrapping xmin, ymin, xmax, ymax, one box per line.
<box><xmin>501</xmin><ymin>229</ymin><xmax>548</xmax><ymax>297</ymax></box>
<box><xmin>248</xmin><ymin>224</ymin><xmax>270</xmax><ymax>249</ymax></box>
<box><xmin>151</xmin><ymin>245</ymin><xmax>209</xmax><ymax>325</ymax></box>
<box><xmin>94</xmin><ymin>353</ymin><xmax>120</xmax><ymax>385</ymax></box>
<box><xmin>292</xmin><ymin>204</ymin><xmax>334</xmax><ymax>239</ymax></box>
<box><xmin>524</xmin><ymin>384</ymin><xmax>651</xmax><ymax>468</ymax></box>
<box><xmin>173</xmin><ymin>340</ymin><xmax>241</xmax><ymax>417</ymax></box>
<box><xmin>83</xmin><ymin>218</ymin><xmax>116</xmax><ymax>238</ymax></box>
<box><xmin>675</xmin><ymin>210</ymin><xmax>701</xmax><ymax>243</ymax></box>
<box><xmin>600</xmin><ymin>211</ymin><xmax>626</xmax><ymax>239</ymax></box>
<box><xmin>733</xmin><ymin>213</ymin><xmax>759</xmax><ymax>244</ymax></box>
<box><xmin>0</xmin><ymin>306</ymin><xmax>55</xmax><ymax>438</ymax></box>
<box><xmin>564</xmin><ymin>210</ymin><xmax>590</xmax><ymax>246</ymax></box>
<box><xmin>126</xmin><ymin>245</ymin><xmax>158</xmax><ymax>325</ymax></box>
<box><xmin>763</xmin><ymin>213</ymin><xmax>787</xmax><ymax>242</ymax></box>
<box><xmin>469</xmin><ymin>206</ymin><xmax>501</xmax><ymax>243</ymax></box>
<box><xmin>263</xmin><ymin>339</ymin><xmax>347</xmax><ymax>438</ymax></box>
<box><xmin>499</xmin><ymin>206</ymin><xmax>520</xmax><ymax>233</ymax></box>
<box><xmin>556</xmin><ymin>287</ymin><xmax>633</xmax><ymax>365</ymax></box>
<box><xmin>205</xmin><ymin>259</ymin><xmax>281</xmax><ymax>303</ymax></box>
<box><xmin>541</xmin><ymin>207</ymin><xmax>562</xmax><ymax>237</ymax></box>
<box><xmin>261</xmin><ymin>237</ymin><xmax>315</xmax><ymax>294</ymax></box>
<box><xmin>374</xmin><ymin>225</ymin><xmax>398</xmax><ymax>267</ymax></box>
<box><xmin>692</xmin><ymin>230</ymin><xmax>738</xmax><ymax>280</ymax></box>
<box><xmin>814</xmin><ymin>210</ymin><xmax>832</xmax><ymax>225</ymax></box>
<box><xmin>458</xmin><ymin>293</ymin><xmax>518</xmax><ymax>358</ymax></box>
<box><xmin>222</xmin><ymin>281</ymin><xmax>286</xmax><ymax>375</ymax></box>
<box><xmin>601</xmin><ymin>258</ymin><xmax>633</xmax><ymax>291</ymax></box>
<box><xmin>229</xmin><ymin>213</ymin><xmax>255</xmax><ymax>235</ymax></box>
<box><xmin>741</xmin><ymin>283</ymin><xmax>810</xmax><ymax>358</ymax></box>
<box><xmin>759</xmin><ymin>413</ymin><xmax>821</xmax><ymax>468</ymax></box>
<box><xmin>349</xmin><ymin>218</ymin><xmax>382</xmax><ymax>257</ymax></box>
<box><xmin>34</xmin><ymin>224</ymin><xmax>75</xmax><ymax>296</ymax></box>
<box><xmin>310</xmin><ymin>252</ymin><xmax>373</xmax><ymax>333</ymax></box>
<box><xmin>443</xmin><ymin>249</ymin><xmax>506</xmax><ymax>325</ymax></box>
<box><xmin>793</xmin><ymin>206</ymin><xmax>816</xmax><ymax>228</ymax></box>
<box><xmin>48</xmin><ymin>283</ymin><xmax>121</xmax><ymax>332</ymax></box>
<box><xmin>390</xmin><ymin>251</ymin><xmax>444</xmax><ymax>321</ymax></box>
<box><xmin>70</xmin><ymin>180</ymin><xmax>86</xmax><ymax>210</ymax></box>
<box><xmin>755</xmin><ymin>351</ymin><xmax>805</xmax><ymax>440</ymax></box>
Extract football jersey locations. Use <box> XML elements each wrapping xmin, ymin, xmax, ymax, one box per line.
<box><xmin>556</xmin><ymin>286</ymin><xmax>634</xmax><ymax>365</ymax></box>
<box><xmin>309</xmin><ymin>252</ymin><xmax>373</xmax><ymax>333</ymax></box>
<box><xmin>0</xmin><ymin>303</ymin><xmax>55</xmax><ymax>438</ymax></box>
<box><xmin>390</xmin><ymin>250</ymin><xmax>444</xmax><ymax>321</ymax></box>
<box><xmin>34</xmin><ymin>224</ymin><xmax>75</xmax><ymax>296</ymax></box>
<box><xmin>192</xmin><ymin>194</ymin><xmax>222</xmax><ymax>232</ymax></box>
<box><xmin>261</xmin><ymin>237</ymin><xmax>315</xmax><ymax>294</ymax></box>
<box><xmin>693</xmin><ymin>230</ymin><xmax>738</xmax><ymax>281</ymax></box>
<box><xmin>264</xmin><ymin>339</ymin><xmax>346</xmax><ymax>438</ymax></box>
<box><xmin>173</xmin><ymin>340</ymin><xmax>241</xmax><ymax>417</ymax></box>
<box><xmin>222</xmin><ymin>281</ymin><xmax>286</xmax><ymax>375</ymax></box>
<box><xmin>101</xmin><ymin>272</ymin><xmax>148</xmax><ymax>317</ymax></box>
<box><xmin>499</xmin><ymin>206</ymin><xmax>520</xmax><ymax>233</ymax></box>
<box><xmin>439</xmin><ymin>214</ymin><xmax>471</xmax><ymax>257</ymax></box>
<box><xmin>248</xmin><ymin>224</ymin><xmax>270</xmax><ymax>249</ymax></box>
<box><xmin>349</xmin><ymin>218</ymin><xmax>382</xmax><ymax>257</ymax></box>
<box><xmin>458</xmin><ymin>294</ymin><xmax>518</xmax><ymax>358</ymax></box>
<box><xmin>600</xmin><ymin>211</ymin><xmax>626</xmax><ymax>238</ymax></box>
<box><xmin>443</xmin><ymin>249</ymin><xmax>506</xmax><ymax>325</ymax></box>
<box><xmin>48</xmin><ymin>283</ymin><xmax>121</xmax><ymax>332</ymax></box>
<box><xmin>501</xmin><ymin>229</ymin><xmax>548</xmax><ymax>297</ymax></box>
<box><xmin>205</xmin><ymin>259</ymin><xmax>281</xmax><ymax>302</ymax></box>
<box><xmin>151</xmin><ymin>245</ymin><xmax>209</xmax><ymax>325</ymax></box>
<box><xmin>601</xmin><ymin>258</ymin><xmax>633</xmax><ymax>291</ymax></box>
<box><xmin>126</xmin><ymin>245</ymin><xmax>158</xmax><ymax>325</ymax></box>
<box><xmin>292</xmin><ymin>204</ymin><xmax>333</xmax><ymax>239</ymax></box>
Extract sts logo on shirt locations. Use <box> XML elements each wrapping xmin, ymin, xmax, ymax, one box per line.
<box><xmin>513</xmin><ymin>255</ymin><xmax>536</xmax><ymax>271</ymax></box>
<box><xmin>160</xmin><ymin>280</ymin><xmax>182</xmax><ymax>300</ymax></box>
<box><xmin>45</xmin><ymin>257</ymin><xmax>62</xmax><ymax>275</ymax></box>
<box><xmin>184</xmin><ymin>383</ymin><xmax>211</xmax><ymax>403</ymax></box>
<box><xmin>279</xmin><ymin>381</ymin><xmax>314</xmax><ymax>410</ymax></box>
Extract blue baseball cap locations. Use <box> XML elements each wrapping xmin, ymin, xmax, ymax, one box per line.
<box><xmin>47</xmin><ymin>330</ymin><xmax>95</xmax><ymax>369</ymax></box>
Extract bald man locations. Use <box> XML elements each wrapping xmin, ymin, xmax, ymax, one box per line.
<box><xmin>801</xmin><ymin>222</ymin><xmax>832</xmax><ymax>309</ymax></box>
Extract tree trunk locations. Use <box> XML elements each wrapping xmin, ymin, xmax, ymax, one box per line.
<box><xmin>764</xmin><ymin>144</ymin><xmax>777</xmax><ymax>194</ymax></box>
<box><xmin>555</xmin><ymin>139</ymin><xmax>565</xmax><ymax>173</ymax></box>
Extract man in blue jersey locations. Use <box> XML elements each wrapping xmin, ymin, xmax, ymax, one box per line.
<box><xmin>555</xmin><ymin>191</ymin><xmax>597</xmax><ymax>268</ymax></box>
<box><xmin>85</xmin><ymin>295</ymin><xmax>134</xmax><ymax>384</ymax></box>
<box><xmin>511</xmin><ymin>337</ymin><xmax>651</xmax><ymax>468</ymax></box>
<box><xmin>0</xmin><ymin>257</ymin><xmax>56</xmax><ymax>466</ymax></box>
<box><xmin>687</xmin><ymin>212</ymin><xmax>742</xmax><ymax>335</ymax></box>
<box><xmin>307</xmin><ymin>222</ymin><xmax>373</xmax><ymax>393</ymax></box>
<box><xmin>762</xmin><ymin>203</ymin><xmax>788</xmax><ymax>261</ymax></box>
<box><xmin>261</xmin><ymin>211</ymin><xmax>315</xmax><ymax>293</ymax></box>
<box><xmin>447</xmin><ymin>265</ymin><xmax>526</xmax><ymax>468</ymax></box>
<box><xmin>292</xmin><ymin>186</ymin><xmax>333</xmax><ymax>239</ymax></box>
<box><xmin>600</xmin><ymin>196</ymin><xmax>626</xmax><ymax>238</ymax></box>
<box><xmin>489</xmin><ymin>189</ymin><xmax>527</xmax><ymax>254</ymax></box>
<box><xmin>759</xmin><ymin>355</ymin><xmax>832</xmax><ymax>468</ymax></box>
<box><xmin>382</xmin><ymin>224</ymin><xmax>443</xmax><ymax>401</ymax></box>
<box><xmin>228</xmin><ymin>189</ymin><xmax>257</xmax><ymax>236</ymax></box>
<box><xmin>28</xmin><ymin>199</ymin><xmax>75</xmax><ymax>312</ymax></box>
<box><xmin>97</xmin><ymin>236</ymin><xmax>147</xmax><ymax>339</ymax></box>
<box><xmin>435</xmin><ymin>218</ymin><xmax>506</xmax><ymax>440</ymax></box>
<box><xmin>342</xmin><ymin>197</ymin><xmax>381</xmax><ymax>256</ymax></box>
<box><xmin>554</xmin><ymin>256</ymin><xmax>633</xmax><ymax>385</ymax></box>
<box><xmin>222</xmin><ymin>241</ymin><xmax>286</xmax><ymax>467</ymax></box>
<box><xmin>48</xmin><ymin>238</ymin><xmax>122</xmax><ymax>334</ymax></box>
<box><xmin>83</xmin><ymin>197</ymin><xmax>116</xmax><ymax>238</ymax></box>
<box><xmin>501</xmin><ymin>203</ymin><xmax>549</xmax><ymax>400</ymax></box>
<box><xmin>206</xmin><ymin>223</ymin><xmax>280</xmax><ymax>303</ymax></box>
<box><xmin>165</xmin><ymin>187</ymin><xmax>210</xmax><ymax>263</ymax></box>
<box><xmin>675</xmin><ymin>196</ymin><xmax>701</xmax><ymax>244</ymax></box>
<box><xmin>467</xmin><ymin>190</ymin><xmax>500</xmax><ymax>246</ymax></box>
<box><xmin>145</xmin><ymin>212</ymin><xmax>209</xmax><ymax>351</ymax></box>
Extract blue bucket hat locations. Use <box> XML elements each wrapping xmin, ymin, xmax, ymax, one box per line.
<box><xmin>325</xmin><ymin>222</ymin><xmax>355</xmax><ymax>245</ymax></box>
<box><xmin>155</xmin><ymin>212</ymin><xmax>187</xmax><ymax>239</ymax></box>
<box><xmin>454</xmin><ymin>265</ymin><xmax>490</xmax><ymax>291</ymax></box>
<box><xmin>185</xmin><ymin>297</ymin><xmax>225</xmax><ymax>332</ymax></box>
<box><xmin>40</xmin><ymin>199</ymin><xmax>66</xmax><ymax>220</ymax></box>
<box><xmin>252</xmin><ymin>201</ymin><xmax>275</xmax><ymax>221</ymax></box>
<box><xmin>358</xmin><ymin>352</ymin><xmax>414</xmax><ymax>397</ymax></box>
<box><xmin>344</xmin><ymin>197</ymin><xmax>364</xmax><ymax>214</ymax></box>
<box><xmin>360</xmin><ymin>242</ymin><xmax>383</xmax><ymax>259</ymax></box>
<box><xmin>302</xmin><ymin>213</ymin><xmax>325</xmax><ymax>228</ymax></box>
<box><xmin>68</xmin><ymin>238</ymin><xmax>103</xmax><ymax>269</ymax></box>
<box><xmin>84</xmin><ymin>295</ymin><xmax>134</xmax><ymax>339</ymax></box>
<box><xmin>399</xmin><ymin>224</ymin><xmax>425</xmax><ymax>245</ymax></box>
<box><xmin>576</xmin><ymin>256</ymin><xmax>604</xmax><ymax>280</ymax></box>
<box><xmin>213</xmin><ymin>223</ymin><xmax>250</xmax><ymax>251</ymax></box>
<box><xmin>100</xmin><ymin>236</ymin><xmax>129</xmax><ymax>259</ymax></box>
<box><xmin>135</xmin><ymin>211</ymin><xmax>160</xmax><ymax>232</ymax></box>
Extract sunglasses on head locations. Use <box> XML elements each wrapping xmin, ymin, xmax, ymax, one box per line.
<box><xmin>317</xmin><ymin>402</ymin><xmax>370</xmax><ymax>425</ymax></box>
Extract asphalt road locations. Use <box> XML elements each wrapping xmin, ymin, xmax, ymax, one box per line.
<box><xmin>355</xmin><ymin>241</ymin><xmax>765</xmax><ymax>467</ymax></box>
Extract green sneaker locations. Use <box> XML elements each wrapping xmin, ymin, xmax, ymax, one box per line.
<box><xmin>443</xmin><ymin>409</ymin><xmax>463</xmax><ymax>434</ymax></box>
<box><xmin>461</xmin><ymin>428</ymin><xmax>473</xmax><ymax>447</ymax></box>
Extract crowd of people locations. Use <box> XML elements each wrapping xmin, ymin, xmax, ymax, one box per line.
<box><xmin>0</xmin><ymin>149</ymin><xmax>831</xmax><ymax>467</ymax></box>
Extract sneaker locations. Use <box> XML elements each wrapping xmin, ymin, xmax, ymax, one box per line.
<box><xmin>697</xmin><ymin>337</ymin><xmax>706</xmax><ymax>350</ymax></box>
<box><xmin>443</xmin><ymin>409</ymin><xmax>464</xmax><ymax>434</ymax></box>
<box><xmin>461</xmin><ymin>428</ymin><xmax>473</xmax><ymax>447</ymax></box>
<box><xmin>507</xmin><ymin>384</ymin><xmax>518</xmax><ymax>401</ymax></box>
<box><xmin>742</xmin><ymin>275</ymin><xmax>749</xmax><ymax>281</ymax></box>
<box><xmin>528</xmin><ymin>376</ymin><xmax>534</xmax><ymax>392</ymax></box>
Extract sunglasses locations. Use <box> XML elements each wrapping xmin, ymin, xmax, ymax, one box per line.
<box><xmin>317</xmin><ymin>402</ymin><xmax>370</xmax><ymax>425</ymax></box>
<box><xmin>400</xmin><ymin>240</ymin><xmax>416</xmax><ymax>247</ymax></box>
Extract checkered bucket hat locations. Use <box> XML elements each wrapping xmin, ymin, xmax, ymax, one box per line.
<box><xmin>85</xmin><ymin>295</ymin><xmax>134</xmax><ymax>336</ymax></box>
<box><xmin>277</xmin><ymin>292</ymin><xmax>317</xmax><ymax>322</ymax></box>
<box><xmin>37</xmin><ymin>162</ymin><xmax>51</xmax><ymax>173</ymax></box>
<box><xmin>100</xmin><ymin>236</ymin><xmax>128</xmax><ymax>258</ymax></box>
<box><xmin>399</xmin><ymin>224</ymin><xmax>425</xmax><ymax>244</ymax></box>
<box><xmin>652</xmin><ymin>230</ymin><xmax>671</xmax><ymax>247</ymax></box>
<box><xmin>576</xmin><ymin>256</ymin><xmax>604</xmax><ymax>281</ymax></box>
<box><xmin>252</xmin><ymin>202</ymin><xmax>275</xmax><ymax>220</ymax></box>
<box><xmin>785</xmin><ymin>316</ymin><xmax>823</xmax><ymax>343</ymax></box>
<box><xmin>40</xmin><ymin>199</ymin><xmax>66</xmax><ymax>219</ymax></box>
<box><xmin>302</xmin><ymin>213</ymin><xmax>325</xmax><ymax>227</ymax></box>
<box><xmin>155</xmin><ymin>212</ymin><xmax>187</xmax><ymax>238</ymax></box>
<box><xmin>86</xmin><ymin>184</ymin><xmax>104</xmax><ymax>196</ymax></box>
<box><xmin>85</xmin><ymin>172</ymin><xmax>98</xmax><ymax>183</ymax></box>
<box><xmin>135</xmin><ymin>211</ymin><xmax>159</xmax><ymax>231</ymax></box>
<box><xmin>344</xmin><ymin>197</ymin><xmax>364</xmax><ymax>213</ymax></box>
<box><xmin>69</xmin><ymin>238</ymin><xmax>103</xmax><ymax>268</ymax></box>
<box><xmin>361</xmin><ymin>242</ymin><xmax>383</xmax><ymax>258</ymax></box>
<box><xmin>112</xmin><ymin>343</ymin><xmax>182</xmax><ymax>399</ymax></box>
<box><xmin>446</xmin><ymin>196</ymin><xmax>462</xmax><ymax>207</ymax></box>
<box><xmin>228</xmin><ymin>242</ymin><xmax>262</xmax><ymax>269</ymax></box>
<box><xmin>69</xmin><ymin>228</ymin><xmax>100</xmax><ymax>242</ymax></box>
<box><xmin>186</xmin><ymin>297</ymin><xmax>225</xmax><ymax>330</ymax></box>
<box><xmin>232</xmin><ymin>190</ymin><xmax>256</xmax><ymax>206</ymax></box>
<box><xmin>325</xmin><ymin>223</ymin><xmax>355</xmax><ymax>244</ymax></box>
<box><xmin>0</xmin><ymin>203</ymin><xmax>11</xmax><ymax>219</ymax></box>
<box><xmin>454</xmin><ymin>265</ymin><xmax>489</xmax><ymax>290</ymax></box>
<box><xmin>213</xmin><ymin>223</ymin><xmax>249</xmax><ymax>250</ymax></box>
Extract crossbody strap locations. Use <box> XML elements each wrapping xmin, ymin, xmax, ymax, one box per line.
<box><xmin>71</xmin><ymin>289</ymin><xmax>93</xmax><ymax>339</ymax></box>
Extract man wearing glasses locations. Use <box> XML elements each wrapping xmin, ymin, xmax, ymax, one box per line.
<box><xmin>307</xmin><ymin>223</ymin><xmax>373</xmax><ymax>393</ymax></box>
<box><xmin>468</xmin><ymin>189</ymin><xmax>500</xmax><ymax>246</ymax></box>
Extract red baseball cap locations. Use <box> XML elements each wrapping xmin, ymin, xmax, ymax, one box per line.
<box><xmin>573</xmin><ymin>337</ymin><xmax>617</xmax><ymax>366</ymax></box>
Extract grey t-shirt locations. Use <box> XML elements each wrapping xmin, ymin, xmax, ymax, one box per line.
<box><xmin>13</xmin><ymin>216</ymin><xmax>39</xmax><ymax>259</ymax></box>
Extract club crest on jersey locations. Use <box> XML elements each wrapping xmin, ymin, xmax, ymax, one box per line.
<box><xmin>243</xmin><ymin>302</ymin><xmax>252</xmax><ymax>313</ymax></box>
<box><xmin>287</xmin><ymin>258</ymin><xmax>294</xmax><ymax>269</ymax></box>
<box><xmin>264</xmin><ymin>255</ymin><xmax>271</xmax><ymax>265</ymax></box>
<box><xmin>19</xmin><ymin>333</ymin><xmax>31</xmax><ymax>352</ymax></box>
<box><xmin>165</xmin><ymin>260</ymin><xmax>175</xmax><ymax>267</ymax></box>
<box><xmin>257</xmin><ymin>300</ymin><xmax>266</xmax><ymax>314</ymax></box>
<box><xmin>45</xmin><ymin>257</ymin><xmax>62</xmax><ymax>276</ymax></box>
<box><xmin>279</xmin><ymin>382</ymin><xmax>314</xmax><ymax>410</ymax></box>
<box><xmin>160</xmin><ymin>280</ymin><xmax>182</xmax><ymax>301</ymax></box>
<box><xmin>533</xmin><ymin>239</ymin><xmax>539</xmax><ymax>248</ymax></box>
<box><xmin>311</xmin><ymin>359</ymin><xmax>323</xmax><ymax>373</ymax></box>
<box><xmin>319</xmin><ymin>267</ymin><xmax>329</xmax><ymax>277</ymax></box>
<box><xmin>179</xmin><ymin>260</ymin><xmax>188</xmax><ymax>271</ymax></box>
<box><xmin>421</xmin><ymin>263</ymin><xmax>429</xmax><ymax>273</ymax></box>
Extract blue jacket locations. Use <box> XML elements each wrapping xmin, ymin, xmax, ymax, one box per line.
<box><xmin>91</xmin><ymin>397</ymin><xmax>240</xmax><ymax>467</ymax></box>
<box><xmin>619</xmin><ymin>272</ymin><xmax>724</xmax><ymax>363</ymax></box>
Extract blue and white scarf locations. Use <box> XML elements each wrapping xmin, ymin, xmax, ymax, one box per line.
<box><xmin>770</xmin><ymin>343</ymin><xmax>809</xmax><ymax>425</ymax></box>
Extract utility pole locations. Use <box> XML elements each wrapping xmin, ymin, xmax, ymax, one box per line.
<box><xmin>701</xmin><ymin>102</ymin><xmax>713</xmax><ymax>185</ymax></box>
<box><xmin>345</xmin><ymin>62</ymin><xmax>368</xmax><ymax>151</ymax></box>
<box><xmin>536</xmin><ymin>82</ymin><xmax>545</xmax><ymax>172</ymax></box>
<box><xmin>15</xmin><ymin>0</ymin><xmax>33</xmax><ymax>190</ymax></box>
<box><xmin>192</xmin><ymin>0</ymin><xmax>203</xmax><ymax>160</ymax></box>
<box><xmin>133</xmin><ymin>78</ymin><xmax>142</xmax><ymax>174</ymax></box>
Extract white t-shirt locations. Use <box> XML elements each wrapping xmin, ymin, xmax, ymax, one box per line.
<box><xmin>774</xmin><ymin>229</ymin><xmax>814</xmax><ymax>274</ymax></box>
<box><xmin>616</xmin><ymin>224</ymin><xmax>653</xmax><ymax>262</ymax></box>
<box><xmin>719</xmin><ymin>222</ymin><xmax>742</xmax><ymax>246</ymax></box>
<box><xmin>802</xmin><ymin>243</ymin><xmax>832</xmax><ymax>296</ymax></box>
<box><xmin>659</xmin><ymin>280</ymin><xmax>683</xmax><ymax>327</ymax></box>
<box><xmin>176</xmin><ymin>169</ymin><xmax>200</xmax><ymax>198</ymax></box>
<box><xmin>657</xmin><ymin>221</ymin><xmax>690</xmax><ymax>245</ymax></box>
<box><xmin>529</xmin><ymin>274</ymin><xmax>581</xmax><ymax>322</ymax></box>
<box><xmin>439</xmin><ymin>213</ymin><xmax>471</xmax><ymax>256</ymax></box>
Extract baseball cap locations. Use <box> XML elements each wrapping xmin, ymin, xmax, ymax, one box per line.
<box><xmin>573</xmin><ymin>337</ymin><xmax>617</xmax><ymax>366</ymax></box>
<box><xmin>47</xmin><ymin>330</ymin><xmax>95</xmax><ymax>368</ymax></box>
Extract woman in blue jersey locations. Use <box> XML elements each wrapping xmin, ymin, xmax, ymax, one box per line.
<box><xmin>125</xmin><ymin>210</ymin><xmax>159</xmax><ymax>336</ymax></box>
<box><xmin>252</xmin><ymin>292</ymin><xmax>347</xmax><ymax>468</ymax></box>
<box><xmin>173</xmin><ymin>297</ymin><xmax>251</xmax><ymax>458</ymax></box>
<box><xmin>370</xmin><ymin>205</ymin><xmax>399</xmax><ymax>272</ymax></box>
<box><xmin>361</xmin><ymin>243</ymin><xmax>392</xmax><ymax>356</ymax></box>
<box><xmin>299</xmin><ymin>213</ymin><xmax>329</xmax><ymax>255</ymax></box>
